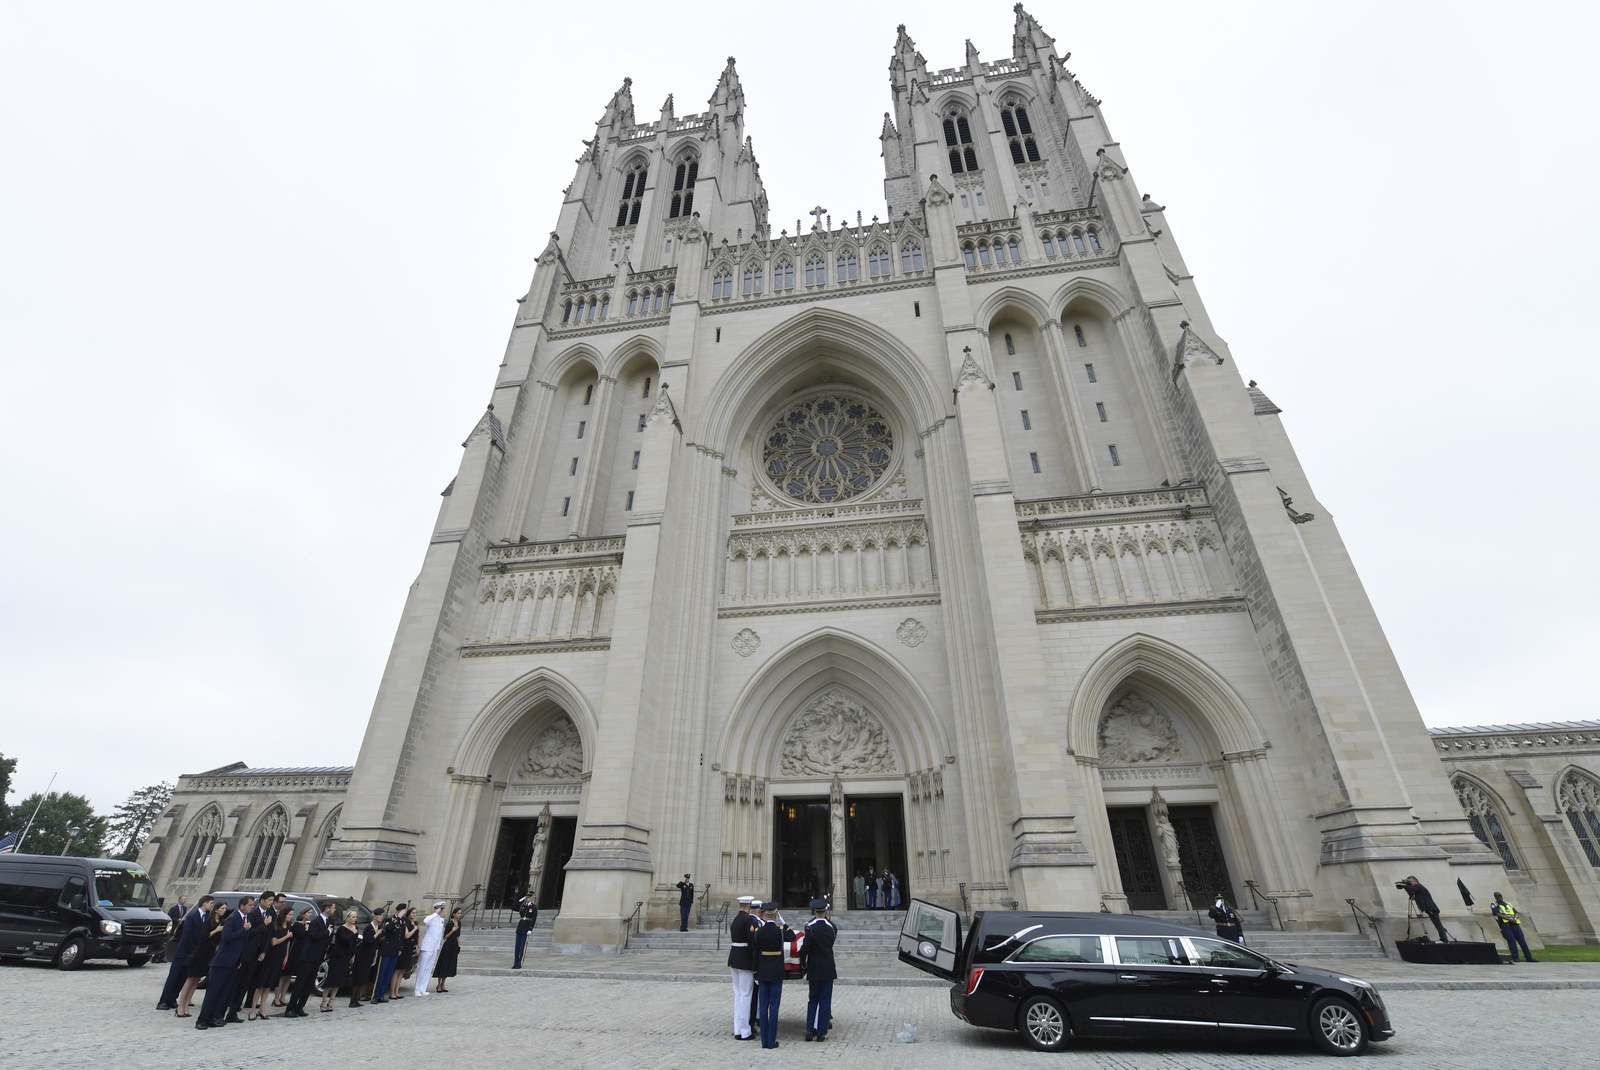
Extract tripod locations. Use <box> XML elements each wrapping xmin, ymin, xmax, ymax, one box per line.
<box><xmin>1403</xmin><ymin>895</ymin><xmax>1454</xmax><ymax>943</ymax></box>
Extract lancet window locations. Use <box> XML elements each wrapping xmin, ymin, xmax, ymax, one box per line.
<box><xmin>836</xmin><ymin>251</ymin><xmax>858</xmax><ymax>282</ymax></box>
<box><xmin>616</xmin><ymin>160</ymin><xmax>648</xmax><ymax>226</ymax></box>
<box><xmin>1001</xmin><ymin>99</ymin><xmax>1041</xmax><ymax>163</ymax></box>
<box><xmin>712</xmin><ymin>268</ymin><xmax>733</xmax><ymax>300</ymax></box>
<box><xmin>867</xmin><ymin>245</ymin><xmax>891</xmax><ymax>278</ymax></box>
<box><xmin>1558</xmin><ymin>770</ymin><xmax>1600</xmax><ymax>867</ymax></box>
<box><xmin>773</xmin><ymin>259</ymin><xmax>795</xmax><ymax>290</ymax></box>
<box><xmin>899</xmin><ymin>244</ymin><xmax>923</xmax><ymax>272</ymax></box>
<box><xmin>668</xmin><ymin>155</ymin><xmax>698</xmax><ymax>218</ymax></box>
<box><xmin>1452</xmin><ymin>778</ymin><xmax>1519</xmax><ymax>869</ymax></box>
<box><xmin>943</xmin><ymin>108</ymin><xmax>978</xmax><ymax>173</ymax></box>
<box><xmin>176</xmin><ymin>806</ymin><xmax>223</xmax><ymax>880</ymax></box>
<box><xmin>242</xmin><ymin>806</ymin><xmax>291</xmax><ymax>881</ymax></box>
<box><xmin>804</xmin><ymin>254</ymin><xmax>826</xmax><ymax>286</ymax></box>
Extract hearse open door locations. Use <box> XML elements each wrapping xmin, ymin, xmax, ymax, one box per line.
<box><xmin>897</xmin><ymin>899</ymin><xmax>962</xmax><ymax>981</ymax></box>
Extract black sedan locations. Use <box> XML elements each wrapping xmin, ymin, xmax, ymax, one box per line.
<box><xmin>899</xmin><ymin>901</ymin><xmax>1393</xmax><ymax>1056</ymax></box>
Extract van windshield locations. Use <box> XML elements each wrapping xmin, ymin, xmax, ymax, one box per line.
<box><xmin>94</xmin><ymin>868</ymin><xmax>160</xmax><ymax>909</ymax></box>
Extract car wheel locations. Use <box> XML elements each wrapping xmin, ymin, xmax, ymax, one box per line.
<box><xmin>1310</xmin><ymin>996</ymin><xmax>1367</xmax><ymax>1056</ymax></box>
<box><xmin>54</xmin><ymin>937</ymin><xmax>87</xmax><ymax>971</ymax></box>
<box><xmin>126</xmin><ymin>954</ymin><xmax>151</xmax><ymax>968</ymax></box>
<box><xmin>1018</xmin><ymin>995</ymin><xmax>1071</xmax><ymax>1052</ymax></box>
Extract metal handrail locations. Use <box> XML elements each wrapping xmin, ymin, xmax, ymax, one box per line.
<box><xmin>1174</xmin><ymin>880</ymin><xmax>1193</xmax><ymax>911</ymax></box>
<box><xmin>959</xmin><ymin>882</ymin><xmax>969</xmax><ymax>913</ymax></box>
<box><xmin>696</xmin><ymin>883</ymin><xmax>714</xmax><ymax>924</ymax></box>
<box><xmin>1344</xmin><ymin>898</ymin><xmax>1381</xmax><ymax>936</ymax></box>
<box><xmin>1243</xmin><ymin>881</ymin><xmax>1283</xmax><ymax>931</ymax></box>
<box><xmin>621</xmin><ymin>900</ymin><xmax>645</xmax><ymax>948</ymax></box>
<box><xmin>714</xmin><ymin>900</ymin><xmax>732</xmax><ymax>951</ymax></box>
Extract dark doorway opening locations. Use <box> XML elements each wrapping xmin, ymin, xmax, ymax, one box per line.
<box><xmin>846</xmin><ymin>795</ymin><xmax>907</xmax><ymax>910</ymax></box>
<box><xmin>773</xmin><ymin>797</ymin><xmax>830</xmax><ymax>910</ymax></box>
<box><xmin>1170</xmin><ymin>805</ymin><xmax>1234</xmax><ymax>907</ymax></box>
<box><xmin>486</xmin><ymin>816</ymin><xmax>577</xmax><ymax>910</ymax></box>
<box><xmin>1107</xmin><ymin>806</ymin><xmax>1166</xmax><ymax>910</ymax></box>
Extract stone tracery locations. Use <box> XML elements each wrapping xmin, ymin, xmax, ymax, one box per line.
<box><xmin>762</xmin><ymin>393</ymin><xmax>894</xmax><ymax>504</ymax></box>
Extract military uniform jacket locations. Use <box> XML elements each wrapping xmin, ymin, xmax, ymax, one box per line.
<box><xmin>726</xmin><ymin>910</ymin><xmax>756</xmax><ymax>971</ymax></box>
<box><xmin>516</xmin><ymin>901</ymin><xmax>539</xmax><ymax>934</ymax></box>
<box><xmin>753</xmin><ymin>920</ymin><xmax>786</xmax><ymax>984</ymax></box>
<box><xmin>801</xmin><ymin>917</ymin><xmax>837</xmax><ymax>982</ymax></box>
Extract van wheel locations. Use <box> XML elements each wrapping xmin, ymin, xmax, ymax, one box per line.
<box><xmin>126</xmin><ymin>954</ymin><xmax>151</xmax><ymax>968</ymax></box>
<box><xmin>1018</xmin><ymin>995</ymin><xmax>1070</xmax><ymax>1052</ymax></box>
<box><xmin>1310</xmin><ymin>996</ymin><xmax>1367</xmax><ymax>1056</ymax></box>
<box><xmin>54</xmin><ymin>937</ymin><xmax>87</xmax><ymax>971</ymax></box>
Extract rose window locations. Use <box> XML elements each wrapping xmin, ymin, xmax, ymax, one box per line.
<box><xmin>762</xmin><ymin>394</ymin><xmax>894</xmax><ymax>504</ymax></box>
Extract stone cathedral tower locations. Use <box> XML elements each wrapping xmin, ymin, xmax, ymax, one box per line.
<box><xmin>310</xmin><ymin>7</ymin><xmax>1501</xmax><ymax>950</ymax></box>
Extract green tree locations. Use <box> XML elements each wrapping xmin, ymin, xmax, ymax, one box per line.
<box><xmin>106</xmin><ymin>781</ymin><xmax>174</xmax><ymax>860</ymax></box>
<box><xmin>13</xmin><ymin>791</ymin><xmax>108</xmax><ymax>857</ymax></box>
<box><xmin>0</xmin><ymin>752</ymin><xmax>16</xmax><ymax>834</ymax></box>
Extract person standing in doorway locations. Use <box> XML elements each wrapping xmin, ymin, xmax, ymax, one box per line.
<box><xmin>675</xmin><ymin>873</ymin><xmax>695</xmax><ymax>932</ymax></box>
<box><xmin>1491</xmin><ymin>892</ymin><xmax>1536</xmax><ymax>962</ymax></box>
<box><xmin>754</xmin><ymin>905</ymin><xmax>786</xmax><ymax>1049</ymax></box>
<box><xmin>864</xmin><ymin>867</ymin><xmax>877</xmax><ymax>909</ymax></box>
<box><xmin>852</xmin><ymin>871</ymin><xmax>865</xmax><ymax>910</ymax></box>
<box><xmin>727</xmin><ymin>896</ymin><xmax>756</xmax><ymax>1040</ymax></box>
<box><xmin>513</xmin><ymin>893</ymin><xmax>538</xmax><ymax>968</ymax></box>
<box><xmin>414</xmin><ymin>902</ymin><xmax>446</xmax><ymax>995</ymax></box>
<box><xmin>801</xmin><ymin>898</ymin><xmax>837</xmax><ymax>1042</ymax></box>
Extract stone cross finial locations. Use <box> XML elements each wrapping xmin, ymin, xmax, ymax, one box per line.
<box><xmin>809</xmin><ymin>205</ymin><xmax>828</xmax><ymax>229</ymax></box>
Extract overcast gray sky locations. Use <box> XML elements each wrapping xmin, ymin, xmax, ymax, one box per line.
<box><xmin>2</xmin><ymin>1</ymin><xmax>1595</xmax><ymax>815</ymax></box>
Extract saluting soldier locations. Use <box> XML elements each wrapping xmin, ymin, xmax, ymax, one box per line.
<box><xmin>513</xmin><ymin>893</ymin><xmax>539</xmax><ymax>969</ymax></box>
<box><xmin>727</xmin><ymin>895</ymin><xmax>757</xmax><ymax>1040</ymax></box>
<box><xmin>801</xmin><ymin>897</ymin><xmax>837</xmax><ymax>1041</ymax></box>
<box><xmin>753</xmin><ymin>905</ymin><xmax>787</xmax><ymax>1049</ymax></box>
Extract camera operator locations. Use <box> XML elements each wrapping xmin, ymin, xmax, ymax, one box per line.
<box><xmin>1398</xmin><ymin>876</ymin><xmax>1450</xmax><ymax>942</ymax></box>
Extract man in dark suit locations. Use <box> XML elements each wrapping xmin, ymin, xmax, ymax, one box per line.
<box><xmin>285</xmin><ymin>901</ymin><xmax>338</xmax><ymax>1017</ymax></box>
<box><xmin>196</xmin><ymin>895</ymin><xmax>253</xmax><ymax>1029</ymax></box>
<box><xmin>157</xmin><ymin>894</ymin><xmax>212</xmax><ymax>1010</ymax></box>
<box><xmin>801</xmin><ymin>898</ymin><xmax>837</xmax><ymax>1042</ymax></box>
<box><xmin>753</xmin><ymin>906</ymin><xmax>787</xmax><ymax>1049</ymax></box>
<box><xmin>227</xmin><ymin>890</ymin><xmax>272</xmax><ymax>1018</ymax></box>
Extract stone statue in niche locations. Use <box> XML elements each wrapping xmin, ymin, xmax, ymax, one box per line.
<box><xmin>829</xmin><ymin>774</ymin><xmax>846</xmax><ymax>855</ymax></box>
<box><xmin>1098</xmin><ymin>691</ymin><xmax>1185</xmax><ymax>765</ymax></box>
<box><xmin>518</xmin><ymin>717</ymin><xmax>583</xmax><ymax>780</ymax></box>
<box><xmin>525</xmin><ymin>803</ymin><xmax>551</xmax><ymax>904</ymax></box>
<box><xmin>1151</xmin><ymin>788</ymin><xmax>1182</xmax><ymax>870</ymax></box>
<box><xmin>779</xmin><ymin>687</ymin><xmax>898</xmax><ymax>776</ymax></box>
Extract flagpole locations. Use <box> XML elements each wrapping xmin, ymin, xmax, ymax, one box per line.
<box><xmin>15</xmin><ymin>772</ymin><xmax>58</xmax><ymax>853</ymax></box>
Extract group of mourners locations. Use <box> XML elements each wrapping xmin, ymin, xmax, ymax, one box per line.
<box><xmin>851</xmin><ymin>867</ymin><xmax>901</xmax><ymax>910</ymax></box>
<box><xmin>154</xmin><ymin>892</ymin><xmax>464</xmax><ymax>1030</ymax></box>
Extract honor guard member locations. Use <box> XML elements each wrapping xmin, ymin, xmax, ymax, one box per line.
<box><xmin>727</xmin><ymin>896</ymin><xmax>757</xmax><ymax>1040</ymax></box>
<box><xmin>513</xmin><ymin>893</ymin><xmax>538</xmax><ymax>969</ymax></box>
<box><xmin>801</xmin><ymin>898</ymin><xmax>837</xmax><ymax>1041</ymax></box>
<box><xmin>754</xmin><ymin>905</ymin><xmax>787</xmax><ymax>1049</ymax></box>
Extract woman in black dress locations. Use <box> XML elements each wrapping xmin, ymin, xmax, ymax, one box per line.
<box><xmin>432</xmin><ymin>907</ymin><xmax>463</xmax><ymax>992</ymax></box>
<box><xmin>320</xmin><ymin>910</ymin><xmax>360</xmax><ymax>1012</ymax></box>
<box><xmin>394</xmin><ymin>906</ymin><xmax>419</xmax><ymax>998</ymax></box>
<box><xmin>248</xmin><ymin>906</ymin><xmax>293</xmax><ymax>1020</ymax></box>
<box><xmin>279</xmin><ymin>907</ymin><xmax>312</xmax><ymax>1007</ymax></box>
<box><xmin>176</xmin><ymin>904</ymin><xmax>228</xmax><ymax>1018</ymax></box>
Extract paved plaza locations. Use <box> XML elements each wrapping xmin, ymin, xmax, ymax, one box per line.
<box><xmin>8</xmin><ymin>955</ymin><xmax>1600</xmax><ymax>1069</ymax></box>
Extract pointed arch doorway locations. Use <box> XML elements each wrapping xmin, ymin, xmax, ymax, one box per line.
<box><xmin>771</xmin><ymin>784</ymin><xmax>908</xmax><ymax>910</ymax></box>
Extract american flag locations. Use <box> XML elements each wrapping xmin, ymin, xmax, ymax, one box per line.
<box><xmin>0</xmin><ymin>831</ymin><xmax>17</xmax><ymax>854</ymax></box>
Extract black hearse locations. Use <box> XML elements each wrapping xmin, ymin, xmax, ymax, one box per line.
<box><xmin>899</xmin><ymin>900</ymin><xmax>1394</xmax><ymax>1056</ymax></box>
<box><xmin>0</xmin><ymin>854</ymin><xmax>172</xmax><ymax>969</ymax></box>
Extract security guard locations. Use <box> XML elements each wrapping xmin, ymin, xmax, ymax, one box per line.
<box><xmin>753</xmin><ymin>905</ymin><xmax>787</xmax><ymax>1049</ymax></box>
<box><xmin>727</xmin><ymin>896</ymin><xmax>756</xmax><ymax>1040</ymax></box>
<box><xmin>513</xmin><ymin>893</ymin><xmax>539</xmax><ymax>968</ymax></box>
<box><xmin>801</xmin><ymin>897</ymin><xmax>837</xmax><ymax>1041</ymax></box>
<box><xmin>1491</xmin><ymin>891</ymin><xmax>1536</xmax><ymax>962</ymax></box>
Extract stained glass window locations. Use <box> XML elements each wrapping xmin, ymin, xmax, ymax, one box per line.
<box><xmin>1558</xmin><ymin>770</ymin><xmax>1600</xmax><ymax>867</ymax></box>
<box><xmin>1453</xmin><ymin>777</ymin><xmax>1519</xmax><ymax>869</ymax></box>
<box><xmin>762</xmin><ymin>394</ymin><xmax>894</xmax><ymax>504</ymax></box>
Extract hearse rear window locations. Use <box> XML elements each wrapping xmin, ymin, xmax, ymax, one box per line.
<box><xmin>1115</xmin><ymin>936</ymin><xmax>1188</xmax><ymax>966</ymax></box>
<box><xmin>1013</xmin><ymin>935</ymin><xmax>1104</xmax><ymax>963</ymax></box>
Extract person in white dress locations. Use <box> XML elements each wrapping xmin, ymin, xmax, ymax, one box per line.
<box><xmin>413</xmin><ymin>902</ymin><xmax>446</xmax><ymax>996</ymax></box>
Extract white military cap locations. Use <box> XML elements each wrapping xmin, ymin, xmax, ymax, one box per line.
<box><xmin>749</xmin><ymin>900</ymin><xmax>762</xmax><ymax>909</ymax></box>
<box><xmin>737</xmin><ymin>895</ymin><xmax>755</xmax><ymax>905</ymax></box>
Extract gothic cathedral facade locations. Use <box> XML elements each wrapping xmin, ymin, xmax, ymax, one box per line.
<box><xmin>145</xmin><ymin>9</ymin><xmax>1600</xmax><ymax>949</ymax></box>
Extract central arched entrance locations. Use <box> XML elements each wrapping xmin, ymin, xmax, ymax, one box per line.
<box><xmin>716</xmin><ymin>629</ymin><xmax>956</xmax><ymax>911</ymax></box>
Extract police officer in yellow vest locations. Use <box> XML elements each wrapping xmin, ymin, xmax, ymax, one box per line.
<box><xmin>1491</xmin><ymin>892</ymin><xmax>1536</xmax><ymax>962</ymax></box>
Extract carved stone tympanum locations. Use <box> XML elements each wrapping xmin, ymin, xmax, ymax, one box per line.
<box><xmin>779</xmin><ymin>687</ymin><xmax>898</xmax><ymax>776</ymax></box>
<box><xmin>518</xmin><ymin>716</ymin><xmax>583</xmax><ymax>780</ymax></box>
<box><xmin>1098</xmin><ymin>691</ymin><xmax>1185</xmax><ymax>765</ymax></box>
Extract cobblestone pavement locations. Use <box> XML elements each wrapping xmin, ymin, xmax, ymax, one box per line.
<box><xmin>8</xmin><ymin>958</ymin><xmax>1600</xmax><ymax>1069</ymax></box>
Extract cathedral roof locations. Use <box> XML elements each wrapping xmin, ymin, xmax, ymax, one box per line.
<box><xmin>186</xmin><ymin>764</ymin><xmax>355</xmax><ymax>776</ymax></box>
<box><xmin>1430</xmin><ymin>720</ymin><xmax>1600</xmax><ymax>736</ymax></box>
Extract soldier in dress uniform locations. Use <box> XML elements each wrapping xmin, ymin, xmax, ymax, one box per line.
<box><xmin>727</xmin><ymin>895</ymin><xmax>756</xmax><ymax>1040</ymax></box>
<box><xmin>753</xmin><ymin>905</ymin><xmax>787</xmax><ymax>1049</ymax></box>
<box><xmin>801</xmin><ymin>898</ymin><xmax>837</xmax><ymax>1041</ymax></box>
<box><xmin>513</xmin><ymin>893</ymin><xmax>538</xmax><ymax>969</ymax></box>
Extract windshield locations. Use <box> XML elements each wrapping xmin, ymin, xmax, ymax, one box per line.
<box><xmin>94</xmin><ymin>868</ymin><xmax>160</xmax><ymax>909</ymax></box>
<box><xmin>317</xmin><ymin>898</ymin><xmax>372</xmax><ymax>927</ymax></box>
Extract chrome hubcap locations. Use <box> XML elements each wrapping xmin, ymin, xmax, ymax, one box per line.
<box><xmin>1026</xmin><ymin>1003</ymin><xmax>1064</xmax><ymax>1046</ymax></box>
<box><xmin>60</xmin><ymin>944</ymin><xmax>79</xmax><ymax>965</ymax></box>
<box><xmin>1320</xmin><ymin>1004</ymin><xmax>1362</xmax><ymax>1049</ymax></box>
